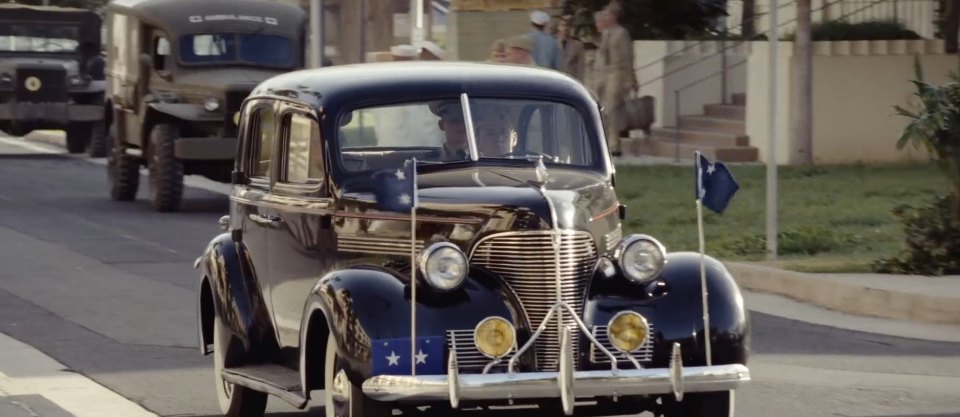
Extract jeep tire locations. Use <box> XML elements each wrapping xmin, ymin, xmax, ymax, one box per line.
<box><xmin>87</xmin><ymin>121</ymin><xmax>107</xmax><ymax>157</ymax></box>
<box><xmin>147</xmin><ymin>123</ymin><xmax>184</xmax><ymax>212</ymax></box>
<box><xmin>107</xmin><ymin>123</ymin><xmax>140</xmax><ymax>201</ymax></box>
<box><xmin>65</xmin><ymin>123</ymin><xmax>90</xmax><ymax>154</ymax></box>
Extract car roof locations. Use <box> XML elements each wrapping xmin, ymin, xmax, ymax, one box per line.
<box><xmin>250</xmin><ymin>61</ymin><xmax>599</xmax><ymax>111</ymax></box>
<box><xmin>108</xmin><ymin>0</ymin><xmax>306</xmax><ymax>39</ymax></box>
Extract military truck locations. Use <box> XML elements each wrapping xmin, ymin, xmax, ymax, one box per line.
<box><xmin>0</xmin><ymin>4</ymin><xmax>107</xmax><ymax>156</ymax></box>
<box><xmin>104</xmin><ymin>0</ymin><xmax>307</xmax><ymax>212</ymax></box>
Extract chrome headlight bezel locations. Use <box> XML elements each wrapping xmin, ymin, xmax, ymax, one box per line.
<box><xmin>614</xmin><ymin>234</ymin><xmax>667</xmax><ymax>284</ymax></box>
<box><xmin>203</xmin><ymin>97</ymin><xmax>221</xmax><ymax>112</ymax></box>
<box><xmin>417</xmin><ymin>242</ymin><xmax>468</xmax><ymax>292</ymax></box>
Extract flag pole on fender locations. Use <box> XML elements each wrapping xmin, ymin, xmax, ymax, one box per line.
<box><xmin>409</xmin><ymin>157</ymin><xmax>419</xmax><ymax>376</ymax></box>
<box><xmin>694</xmin><ymin>151</ymin><xmax>741</xmax><ymax>367</ymax></box>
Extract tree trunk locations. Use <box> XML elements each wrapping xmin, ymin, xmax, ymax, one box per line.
<box><xmin>741</xmin><ymin>0</ymin><xmax>756</xmax><ymax>38</ymax></box>
<box><xmin>945</xmin><ymin>0</ymin><xmax>960</xmax><ymax>54</ymax></box>
<box><xmin>793</xmin><ymin>0</ymin><xmax>813</xmax><ymax>164</ymax></box>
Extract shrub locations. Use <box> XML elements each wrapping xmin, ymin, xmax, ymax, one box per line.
<box><xmin>873</xmin><ymin>195</ymin><xmax>960</xmax><ymax>275</ymax></box>
<box><xmin>718</xmin><ymin>226</ymin><xmax>851</xmax><ymax>257</ymax></box>
<box><xmin>782</xmin><ymin>20</ymin><xmax>922</xmax><ymax>41</ymax></box>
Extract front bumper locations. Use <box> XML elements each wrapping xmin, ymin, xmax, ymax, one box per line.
<box><xmin>363</xmin><ymin>364</ymin><xmax>750</xmax><ymax>403</ymax></box>
<box><xmin>0</xmin><ymin>102</ymin><xmax>103</xmax><ymax>124</ymax></box>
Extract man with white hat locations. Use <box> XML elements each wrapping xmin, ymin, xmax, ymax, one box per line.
<box><xmin>417</xmin><ymin>41</ymin><xmax>445</xmax><ymax>61</ymax></box>
<box><xmin>390</xmin><ymin>44</ymin><xmax>419</xmax><ymax>61</ymax></box>
<box><xmin>528</xmin><ymin>10</ymin><xmax>561</xmax><ymax>70</ymax></box>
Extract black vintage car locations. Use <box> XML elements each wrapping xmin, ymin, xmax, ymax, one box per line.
<box><xmin>0</xmin><ymin>4</ymin><xmax>106</xmax><ymax>155</ymax></box>
<box><xmin>195</xmin><ymin>62</ymin><xmax>751</xmax><ymax>417</ymax></box>
<box><xmin>104</xmin><ymin>0</ymin><xmax>307</xmax><ymax>211</ymax></box>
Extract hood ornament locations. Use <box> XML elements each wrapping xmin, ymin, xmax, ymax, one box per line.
<box><xmin>530</xmin><ymin>155</ymin><xmax>549</xmax><ymax>187</ymax></box>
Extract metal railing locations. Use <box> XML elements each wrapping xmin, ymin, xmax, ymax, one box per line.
<box><xmin>661</xmin><ymin>0</ymin><xmax>913</xmax><ymax>162</ymax></box>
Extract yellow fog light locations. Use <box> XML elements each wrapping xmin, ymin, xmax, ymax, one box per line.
<box><xmin>474</xmin><ymin>317</ymin><xmax>516</xmax><ymax>358</ymax></box>
<box><xmin>607</xmin><ymin>311</ymin><xmax>649</xmax><ymax>353</ymax></box>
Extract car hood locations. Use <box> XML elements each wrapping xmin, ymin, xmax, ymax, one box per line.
<box><xmin>0</xmin><ymin>57</ymin><xmax>79</xmax><ymax>75</ymax></box>
<box><xmin>341</xmin><ymin>165</ymin><xmax>620</xmax><ymax>232</ymax></box>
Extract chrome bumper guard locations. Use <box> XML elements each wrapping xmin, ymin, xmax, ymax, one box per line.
<box><xmin>362</xmin><ymin>302</ymin><xmax>750</xmax><ymax>415</ymax></box>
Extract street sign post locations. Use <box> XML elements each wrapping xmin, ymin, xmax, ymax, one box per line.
<box><xmin>766</xmin><ymin>0</ymin><xmax>779</xmax><ymax>260</ymax></box>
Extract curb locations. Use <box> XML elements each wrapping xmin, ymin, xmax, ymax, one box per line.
<box><xmin>725</xmin><ymin>262</ymin><xmax>960</xmax><ymax>325</ymax></box>
<box><xmin>24</xmin><ymin>130</ymin><xmax>67</xmax><ymax>148</ymax></box>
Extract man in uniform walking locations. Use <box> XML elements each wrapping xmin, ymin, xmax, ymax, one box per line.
<box><xmin>593</xmin><ymin>6</ymin><xmax>636</xmax><ymax>157</ymax></box>
<box><xmin>528</xmin><ymin>10</ymin><xmax>561</xmax><ymax>69</ymax></box>
<box><xmin>557</xmin><ymin>15</ymin><xmax>585</xmax><ymax>82</ymax></box>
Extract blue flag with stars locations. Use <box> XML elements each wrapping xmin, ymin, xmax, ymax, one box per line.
<box><xmin>371</xmin><ymin>336</ymin><xmax>445</xmax><ymax>376</ymax></box>
<box><xmin>695</xmin><ymin>152</ymin><xmax>740</xmax><ymax>214</ymax></box>
<box><xmin>372</xmin><ymin>159</ymin><xmax>417</xmax><ymax>213</ymax></box>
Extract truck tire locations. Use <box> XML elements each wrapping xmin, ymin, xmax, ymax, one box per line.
<box><xmin>66</xmin><ymin>124</ymin><xmax>89</xmax><ymax>154</ymax></box>
<box><xmin>147</xmin><ymin>123</ymin><xmax>184</xmax><ymax>212</ymax></box>
<box><xmin>87</xmin><ymin>122</ymin><xmax>107</xmax><ymax>158</ymax></box>
<box><xmin>107</xmin><ymin>124</ymin><xmax>140</xmax><ymax>201</ymax></box>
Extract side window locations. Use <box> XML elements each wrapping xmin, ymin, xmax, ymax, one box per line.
<box><xmin>153</xmin><ymin>36</ymin><xmax>170</xmax><ymax>71</ymax></box>
<box><xmin>283</xmin><ymin>113</ymin><xmax>323</xmax><ymax>184</ymax></box>
<box><xmin>248</xmin><ymin>106</ymin><xmax>276</xmax><ymax>179</ymax></box>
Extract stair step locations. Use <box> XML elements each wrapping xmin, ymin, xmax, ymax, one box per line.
<box><xmin>650</xmin><ymin>128</ymin><xmax>749</xmax><ymax>147</ymax></box>
<box><xmin>627</xmin><ymin>139</ymin><xmax>759</xmax><ymax>163</ymax></box>
<box><xmin>731</xmin><ymin>92</ymin><xmax>747</xmax><ymax>106</ymax></box>
<box><xmin>679</xmin><ymin>116</ymin><xmax>746</xmax><ymax>135</ymax></box>
<box><xmin>222</xmin><ymin>364</ymin><xmax>306</xmax><ymax>408</ymax></box>
<box><xmin>703</xmin><ymin>104</ymin><xmax>746</xmax><ymax>120</ymax></box>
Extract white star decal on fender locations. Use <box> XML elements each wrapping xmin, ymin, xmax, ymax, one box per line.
<box><xmin>415</xmin><ymin>349</ymin><xmax>428</xmax><ymax>364</ymax></box>
<box><xmin>386</xmin><ymin>351</ymin><xmax>400</xmax><ymax>366</ymax></box>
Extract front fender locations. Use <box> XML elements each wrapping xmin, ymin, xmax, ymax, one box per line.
<box><xmin>148</xmin><ymin>102</ymin><xmax>222</xmax><ymax>122</ymax></box>
<box><xmin>300</xmin><ymin>266</ymin><xmax>528</xmax><ymax>388</ymax></box>
<box><xmin>196</xmin><ymin>233</ymin><xmax>277</xmax><ymax>359</ymax></box>
<box><xmin>585</xmin><ymin>252</ymin><xmax>749</xmax><ymax>368</ymax></box>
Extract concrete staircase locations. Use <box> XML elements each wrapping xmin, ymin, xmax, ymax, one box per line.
<box><xmin>628</xmin><ymin>93</ymin><xmax>759</xmax><ymax>162</ymax></box>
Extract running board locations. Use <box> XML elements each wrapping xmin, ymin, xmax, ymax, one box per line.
<box><xmin>222</xmin><ymin>364</ymin><xmax>307</xmax><ymax>409</ymax></box>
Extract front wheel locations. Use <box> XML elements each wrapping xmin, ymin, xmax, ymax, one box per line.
<box><xmin>87</xmin><ymin>122</ymin><xmax>107</xmax><ymax>157</ymax></box>
<box><xmin>107</xmin><ymin>124</ymin><xmax>139</xmax><ymax>201</ymax></box>
<box><xmin>661</xmin><ymin>391</ymin><xmax>734</xmax><ymax>417</ymax></box>
<box><xmin>324</xmin><ymin>334</ymin><xmax>391</xmax><ymax>417</ymax></box>
<box><xmin>213</xmin><ymin>317</ymin><xmax>268</xmax><ymax>417</ymax></box>
<box><xmin>65</xmin><ymin>123</ymin><xmax>90</xmax><ymax>154</ymax></box>
<box><xmin>147</xmin><ymin>123</ymin><xmax>184</xmax><ymax>212</ymax></box>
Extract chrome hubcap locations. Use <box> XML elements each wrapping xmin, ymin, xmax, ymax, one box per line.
<box><xmin>331</xmin><ymin>370</ymin><xmax>349</xmax><ymax>401</ymax></box>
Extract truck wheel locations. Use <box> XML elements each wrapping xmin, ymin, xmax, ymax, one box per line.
<box><xmin>107</xmin><ymin>124</ymin><xmax>140</xmax><ymax>201</ymax></box>
<box><xmin>661</xmin><ymin>391</ymin><xmax>733</xmax><ymax>417</ymax></box>
<box><xmin>325</xmin><ymin>334</ymin><xmax>391</xmax><ymax>417</ymax></box>
<box><xmin>147</xmin><ymin>123</ymin><xmax>184</xmax><ymax>212</ymax></box>
<box><xmin>213</xmin><ymin>317</ymin><xmax>268</xmax><ymax>417</ymax></box>
<box><xmin>87</xmin><ymin>122</ymin><xmax>107</xmax><ymax>158</ymax></box>
<box><xmin>65</xmin><ymin>124</ymin><xmax>90</xmax><ymax>154</ymax></box>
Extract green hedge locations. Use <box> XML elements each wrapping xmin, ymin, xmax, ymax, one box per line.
<box><xmin>782</xmin><ymin>20</ymin><xmax>922</xmax><ymax>41</ymax></box>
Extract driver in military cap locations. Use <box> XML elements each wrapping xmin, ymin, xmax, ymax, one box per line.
<box><xmin>429</xmin><ymin>100</ymin><xmax>469</xmax><ymax>160</ymax></box>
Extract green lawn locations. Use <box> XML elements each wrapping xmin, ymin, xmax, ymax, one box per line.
<box><xmin>615</xmin><ymin>163</ymin><xmax>947</xmax><ymax>272</ymax></box>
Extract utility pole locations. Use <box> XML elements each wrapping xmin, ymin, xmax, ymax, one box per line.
<box><xmin>766</xmin><ymin>0</ymin><xmax>780</xmax><ymax>260</ymax></box>
<box><xmin>309</xmin><ymin>0</ymin><xmax>324</xmax><ymax>67</ymax></box>
<box><xmin>793</xmin><ymin>0</ymin><xmax>813</xmax><ymax>164</ymax></box>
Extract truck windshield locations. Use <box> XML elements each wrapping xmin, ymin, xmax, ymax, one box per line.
<box><xmin>0</xmin><ymin>23</ymin><xmax>79</xmax><ymax>53</ymax></box>
<box><xmin>338</xmin><ymin>97</ymin><xmax>599</xmax><ymax>172</ymax></box>
<box><xmin>180</xmin><ymin>33</ymin><xmax>294</xmax><ymax>68</ymax></box>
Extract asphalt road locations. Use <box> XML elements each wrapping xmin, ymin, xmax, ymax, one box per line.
<box><xmin>0</xmin><ymin>136</ymin><xmax>958</xmax><ymax>417</ymax></box>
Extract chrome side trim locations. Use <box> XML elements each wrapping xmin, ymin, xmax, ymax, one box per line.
<box><xmin>362</xmin><ymin>364</ymin><xmax>751</xmax><ymax>403</ymax></box>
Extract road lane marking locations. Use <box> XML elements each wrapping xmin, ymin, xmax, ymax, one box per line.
<box><xmin>0</xmin><ymin>331</ymin><xmax>159</xmax><ymax>417</ymax></box>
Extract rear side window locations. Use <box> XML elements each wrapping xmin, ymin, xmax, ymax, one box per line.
<box><xmin>248</xmin><ymin>106</ymin><xmax>276</xmax><ymax>179</ymax></box>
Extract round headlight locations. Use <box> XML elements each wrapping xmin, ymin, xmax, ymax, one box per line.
<box><xmin>418</xmin><ymin>242</ymin><xmax>467</xmax><ymax>291</ymax></box>
<box><xmin>203</xmin><ymin>97</ymin><xmax>220</xmax><ymax>112</ymax></box>
<box><xmin>615</xmin><ymin>234</ymin><xmax>666</xmax><ymax>283</ymax></box>
<box><xmin>607</xmin><ymin>311</ymin><xmax>649</xmax><ymax>352</ymax></box>
<box><xmin>474</xmin><ymin>316</ymin><xmax>516</xmax><ymax>358</ymax></box>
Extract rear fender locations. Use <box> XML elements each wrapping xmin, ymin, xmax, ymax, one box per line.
<box><xmin>298</xmin><ymin>266</ymin><xmax>528</xmax><ymax>394</ymax></box>
<box><xmin>196</xmin><ymin>233</ymin><xmax>278</xmax><ymax>361</ymax></box>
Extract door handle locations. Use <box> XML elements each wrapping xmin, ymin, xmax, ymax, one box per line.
<box><xmin>248</xmin><ymin>213</ymin><xmax>282</xmax><ymax>225</ymax></box>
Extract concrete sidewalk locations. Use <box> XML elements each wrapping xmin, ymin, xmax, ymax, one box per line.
<box><xmin>726</xmin><ymin>262</ymin><xmax>960</xmax><ymax>326</ymax></box>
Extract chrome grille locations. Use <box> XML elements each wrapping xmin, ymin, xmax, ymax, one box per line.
<box><xmin>446</xmin><ymin>329</ymin><xmax>508</xmax><ymax>372</ymax></box>
<box><xmin>337</xmin><ymin>235</ymin><xmax>423</xmax><ymax>256</ymax></box>
<box><xmin>589</xmin><ymin>324</ymin><xmax>655</xmax><ymax>365</ymax></box>
<box><xmin>470</xmin><ymin>231</ymin><xmax>598</xmax><ymax>371</ymax></box>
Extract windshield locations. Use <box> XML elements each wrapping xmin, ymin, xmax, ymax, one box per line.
<box><xmin>338</xmin><ymin>97</ymin><xmax>598</xmax><ymax>172</ymax></box>
<box><xmin>0</xmin><ymin>23</ymin><xmax>79</xmax><ymax>53</ymax></box>
<box><xmin>179</xmin><ymin>33</ymin><xmax>294</xmax><ymax>68</ymax></box>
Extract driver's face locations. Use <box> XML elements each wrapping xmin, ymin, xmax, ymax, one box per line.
<box><xmin>440</xmin><ymin>116</ymin><xmax>468</xmax><ymax>148</ymax></box>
